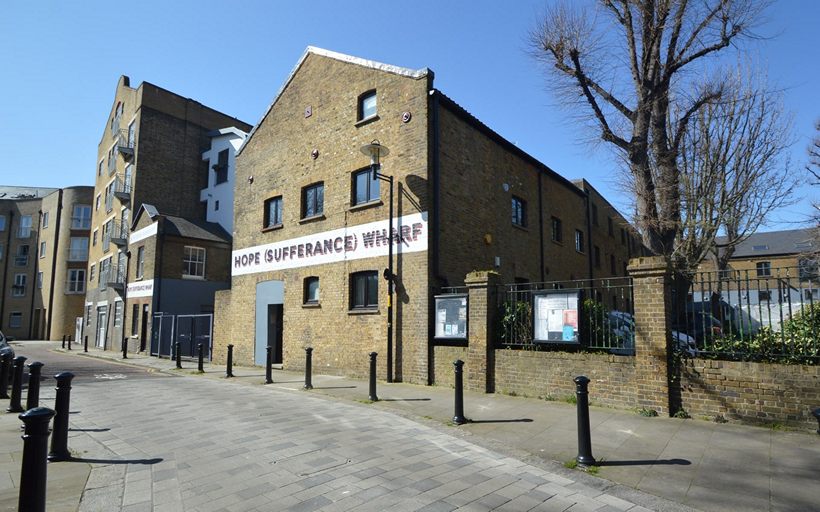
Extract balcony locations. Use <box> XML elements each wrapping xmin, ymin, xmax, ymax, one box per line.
<box><xmin>113</xmin><ymin>174</ymin><xmax>132</xmax><ymax>203</ymax></box>
<box><xmin>14</xmin><ymin>256</ymin><xmax>28</xmax><ymax>267</ymax></box>
<box><xmin>67</xmin><ymin>248</ymin><xmax>89</xmax><ymax>262</ymax></box>
<box><xmin>116</xmin><ymin>129</ymin><xmax>134</xmax><ymax>160</ymax></box>
<box><xmin>111</xmin><ymin>221</ymin><xmax>129</xmax><ymax>247</ymax></box>
<box><xmin>70</xmin><ymin>216</ymin><xmax>92</xmax><ymax>230</ymax></box>
<box><xmin>101</xmin><ymin>269</ymin><xmax>125</xmax><ymax>292</ymax></box>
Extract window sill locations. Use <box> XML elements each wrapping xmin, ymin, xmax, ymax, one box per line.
<box><xmin>181</xmin><ymin>275</ymin><xmax>206</xmax><ymax>281</ymax></box>
<box><xmin>302</xmin><ymin>303</ymin><xmax>321</xmax><ymax>309</ymax></box>
<box><xmin>512</xmin><ymin>223</ymin><xmax>528</xmax><ymax>233</ymax></box>
<box><xmin>348</xmin><ymin>308</ymin><xmax>379</xmax><ymax>316</ymax></box>
<box><xmin>262</xmin><ymin>224</ymin><xmax>283</xmax><ymax>233</ymax></box>
<box><xmin>348</xmin><ymin>200</ymin><xmax>383</xmax><ymax>213</ymax></box>
<box><xmin>299</xmin><ymin>214</ymin><xmax>326</xmax><ymax>225</ymax></box>
<box><xmin>355</xmin><ymin>115</ymin><xmax>380</xmax><ymax>127</ymax></box>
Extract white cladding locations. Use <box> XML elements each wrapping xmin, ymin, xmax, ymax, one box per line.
<box><xmin>200</xmin><ymin>128</ymin><xmax>247</xmax><ymax>233</ymax></box>
<box><xmin>232</xmin><ymin>212</ymin><xmax>428</xmax><ymax>276</ymax></box>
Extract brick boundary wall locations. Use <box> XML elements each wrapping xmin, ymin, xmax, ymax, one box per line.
<box><xmin>680</xmin><ymin>359</ymin><xmax>820</xmax><ymax>428</ymax></box>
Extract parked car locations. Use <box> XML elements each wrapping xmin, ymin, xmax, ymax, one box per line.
<box><xmin>0</xmin><ymin>330</ymin><xmax>14</xmax><ymax>359</ymax></box>
<box><xmin>674</xmin><ymin>311</ymin><xmax>722</xmax><ymax>346</ymax></box>
<box><xmin>607</xmin><ymin>311</ymin><xmax>698</xmax><ymax>357</ymax></box>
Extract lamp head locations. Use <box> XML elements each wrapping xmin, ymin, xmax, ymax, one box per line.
<box><xmin>360</xmin><ymin>139</ymin><xmax>389</xmax><ymax>166</ymax></box>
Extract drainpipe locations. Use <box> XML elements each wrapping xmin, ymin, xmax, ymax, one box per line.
<box><xmin>28</xmin><ymin>210</ymin><xmax>43</xmax><ymax>339</ymax></box>
<box><xmin>0</xmin><ymin>211</ymin><xmax>13</xmax><ymax>329</ymax></box>
<box><xmin>46</xmin><ymin>190</ymin><xmax>63</xmax><ymax>340</ymax></box>
<box><xmin>154</xmin><ymin>218</ymin><xmax>164</xmax><ymax>313</ymax></box>
<box><xmin>538</xmin><ymin>173</ymin><xmax>545</xmax><ymax>282</ymax></box>
<box><xmin>584</xmin><ymin>187</ymin><xmax>594</xmax><ymax>281</ymax></box>
<box><xmin>429</xmin><ymin>89</ymin><xmax>443</xmax><ymax>286</ymax></box>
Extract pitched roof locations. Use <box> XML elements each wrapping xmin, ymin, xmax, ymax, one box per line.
<box><xmin>237</xmin><ymin>46</ymin><xmax>431</xmax><ymax>157</ymax></box>
<box><xmin>0</xmin><ymin>186</ymin><xmax>59</xmax><ymax>200</ymax></box>
<box><xmin>163</xmin><ymin>215</ymin><xmax>231</xmax><ymax>244</ymax></box>
<box><xmin>717</xmin><ymin>228</ymin><xmax>816</xmax><ymax>258</ymax></box>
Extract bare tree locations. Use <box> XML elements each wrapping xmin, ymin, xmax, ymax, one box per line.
<box><xmin>531</xmin><ymin>0</ymin><xmax>769</xmax><ymax>270</ymax></box>
<box><xmin>675</xmin><ymin>72</ymin><xmax>797</xmax><ymax>273</ymax></box>
<box><xmin>808</xmin><ymin>120</ymin><xmax>820</xmax><ymax>184</ymax></box>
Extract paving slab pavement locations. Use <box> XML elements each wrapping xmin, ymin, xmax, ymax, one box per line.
<box><xmin>8</xmin><ymin>341</ymin><xmax>820</xmax><ymax>511</ymax></box>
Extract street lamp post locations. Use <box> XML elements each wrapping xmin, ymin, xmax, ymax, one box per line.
<box><xmin>360</xmin><ymin>140</ymin><xmax>394</xmax><ymax>382</ymax></box>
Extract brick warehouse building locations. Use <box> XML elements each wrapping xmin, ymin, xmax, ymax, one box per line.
<box><xmin>0</xmin><ymin>185</ymin><xmax>93</xmax><ymax>340</ymax></box>
<box><xmin>84</xmin><ymin>76</ymin><xmax>251</xmax><ymax>352</ymax></box>
<box><xmin>214</xmin><ymin>47</ymin><xmax>641</xmax><ymax>384</ymax></box>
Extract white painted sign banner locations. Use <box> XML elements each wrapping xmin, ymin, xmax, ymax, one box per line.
<box><xmin>127</xmin><ymin>279</ymin><xmax>154</xmax><ymax>298</ymax></box>
<box><xmin>129</xmin><ymin>223</ymin><xmax>158</xmax><ymax>244</ymax></box>
<box><xmin>232</xmin><ymin>212</ymin><xmax>428</xmax><ymax>276</ymax></box>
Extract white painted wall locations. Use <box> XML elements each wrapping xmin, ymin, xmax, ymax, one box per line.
<box><xmin>200</xmin><ymin>128</ymin><xmax>247</xmax><ymax>233</ymax></box>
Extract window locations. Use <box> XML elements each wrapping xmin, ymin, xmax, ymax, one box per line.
<box><xmin>758</xmin><ymin>290</ymin><xmax>771</xmax><ymax>302</ymax></box>
<box><xmin>607</xmin><ymin>217</ymin><xmax>614</xmax><ymax>236</ymax></box>
<box><xmin>610</xmin><ymin>254</ymin><xmax>616</xmax><ymax>274</ymax></box>
<box><xmin>0</xmin><ymin>215</ymin><xmax>5</xmax><ymax>231</ymax></box>
<box><xmin>551</xmin><ymin>217</ymin><xmax>563</xmax><ymax>243</ymax></box>
<box><xmin>214</xmin><ymin>200</ymin><xmax>220</xmax><ymax>211</ymax></box>
<box><xmin>18</xmin><ymin>215</ymin><xmax>32</xmax><ymax>238</ymax></box>
<box><xmin>39</xmin><ymin>241</ymin><xmax>47</xmax><ymax>258</ymax></box>
<box><xmin>304</xmin><ymin>276</ymin><xmax>320</xmax><ymax>304</ymax></box>
<box><xmin>102</xmin><ymin>220</ymin><xmax>112</xmax><ymax>252</ymax></box>
<box><xmin>0</xmin><ymin>243</ymin><xmax>3</xmax><ymax>261</ymax></box>
<box><xmin>37</xmin><ymin>272</ymin><xmax>43</xmax><ymax>289</ymax></box>
<box><xmin>99</xmin><ymin>257</ymin><xmax>111</xmax><ymax>288</ymax></box>
<box><xmin>358</xmin><ymin>90</ymin><xmax>377</xmax><ymax>121</ymax></box>
<box><xmin>85</xmin><ymin>305</ymin><xmax>92</xmax><ymax>326</ymax></box>
<box><xmin>66</xmin><ymin>269</ymin><xmax>85</xmax><ymax>294</ymax></box>
<box><xmin>131</xmin><ymin>304</ymin><xmax>139</xmax><ymax>335</ymax></box>
<box><xmin>302</xmin><ymin>182</ymin><xmax>324</xmax><ymax>219</ymax></box>
<box><xmin>591</xmin><ymin>204</ymin><xmax>599</xmax><ymax>226</ymax></box>
<box><xmin>575</xmin><ymin>230</ymin><xmax>585</xmax><ymax>253</ymax></box>
<box><xmin>264</xmin><ymin>196</ymin><xmax>283</xmax><ymax>229</ymax></box>
<box><xmin>594</xmin><ymin>246</ymin><xmax>601</xmax><ymax>268</ymax></box>
<box><xmin>511</xmin><ymin>196</ymin><xmax>526</xmax><ymax>227</ymax></box>
<box><xmin>12</xmin><ymin>274</ymin><xmax>26</xmax><ymax>297</ymax></box>
<box><xmin>352</xmin><ymin>168</ymin><xmax>380</xmax><ymax>206</ymax></box>
<box><xmin>9</xmin><ymin>312</ymin><xmax>22</xmax><ymax>329</ymax></box>
<box><xmin>756</xmin><ymin>261</ymin><xmax>771</xmax><ymax>277</ymax></box>
<box><xmin>114</xmin><ymin>301</ymin><xmax>123</xmax><ymax>327</ymax></box>
<box><xmin>15</xmin><ymin>245</ymin><xmax>29</xmax><ymax>266</ymax></box>
<box><xmin>620</xmin><ymin>228</ymin><xmax>626</xmax><ymax>245</ymax></box>
<box><xmin>72</xmin><ymin>204</ymin><xmax>92</xmax><ymax>230</ymax></box>
<box><xmin>42</xmin><ymin>211</ymin><xmax>49</xmax><ymax>229</ymax></box>
<box><xmin>128</xmin><ymin>120</ymin><xmax>136</xmax><ymax>147</ymax></box>
<box><xmin>92</xmin><ymin>230</ymin><xmax>98</xmax><ymax>246</ymax></box>
<box><xmin>214</xmin><ymin>149</ymin><xmax>229</xmax><ymax>185</ymax></box>
<box><xmin>98</xmin><ymin>160</ymin><xmax>104</xmax><ymax>177</ymax></box>
<box><xmin>95</xmin><ymin>194</ymin><xmax>101</xmax><ymax>211</ymax></box>
<box><xmin>136</xmin><ymin>246</ymin><xmax>145</xmax><ymax>279</ymax></box>
<box><xmin>350</xmin><ymin>271</ymin><xmax>378</xmax><ymax>309</ymax></box>
<box><xmin>183</xmin><ymin>246</ymin><xmax>206</xmax><ymax>278</ymax></box>
<box><xmin>89</xmin><ymin>264</ymin><xmax>95</xmax><ymax>282</ymax></box>
<box><xmin>69</xmin><ymin>237</ymin><xmax>89</xmax><ymax>261</ymax></box>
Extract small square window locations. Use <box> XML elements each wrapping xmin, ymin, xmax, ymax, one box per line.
<box><xmin>512</xmin><ymin>196</ymin><xmax>526</xmax><ymax>228</ymax></box>
<box><xmin>304</xmin><ymin>276</ymin><xmax>320</xmax><ymax>304</ymax></box>
<box><xmin>302</xmin><ymin>183</ymin><xmax>324</xmax><ymax>219</ymax></box>
<box><xmin>264</xmin><ymin>196</ymin><xmax>283</xmax><ymax>229</ymax></box>
<box><xmin>575</xmin><ymin>230</ymin><xmax>585</xmax><ymax>253</ymax></box>
<box><xmin>358</xmin><ymin>91</ymin><xmax>377</xmax><ymax>121</ymax></box>
<box><xmin>350</xmin><ymin>271</ymin><xmax>378</xmax><ymax>309</ymax></box>
<box><xmin>352</xmin><ymin>168</ymin><xmax>380</xmax><ymax>206</ymax></box>
<box><xmin>756</xmin><ymin>261</ymin><xmax>771</xmax><ymax>277</ymax></box>
<box><xmin>183</xmin><ymin>246</ymin><xmax>206</xmax><ymax>278</ymax></box>
<box><xmin>551</xmin><ymin>217</ymin><xmax>562</xmax><ymax>243</ymax></box>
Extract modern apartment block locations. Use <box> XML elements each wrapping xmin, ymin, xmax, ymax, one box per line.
<box><xmin>84</xmin><ymin>76</ymin><xmax>250</xmax><ymax>352</ymax></box>
<box><xmin>0</xmin><ymin>185</ymin><xmax>93</xmax><ymax>340</ymax></box>
<box><xmin>213</xmin><ymin>47</ymin><xmax>643</xmax><ymax>384</ymax></box>
<box><xmin>200</xmin><ymin>127</ymin><xmax>248</xmax><ymax>233</ymax></box>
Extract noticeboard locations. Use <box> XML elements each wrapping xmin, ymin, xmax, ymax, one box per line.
<box><xmin>533</xmin><ymin>289</ymin><xmax>583</xmax><ymax>344</ymax></box>
<box><xmin>434</xmin><ymin>294</ymin><xmax>468</xmax><ymax>340</ymax></box>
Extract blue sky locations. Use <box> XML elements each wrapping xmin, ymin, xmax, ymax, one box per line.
<box><xmin>1</xmin><ymin>1</ymin><xmax>817</xmax><ymax>229</ymax></box>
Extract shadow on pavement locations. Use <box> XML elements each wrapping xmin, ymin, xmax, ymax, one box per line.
<box><xmin>598</xmin><ymin>458</ymin><xmax>691</xmax><ymax>467</ymax></box>
<box><xmin>311</xmin><ymin>386</ymin><xmax>357</xmax><ymax>390</ymax></box>
<box><xmin>66</xmin><ymin>457</ymin><xmax>163</xmax><ymax>465</ymax></box>
<box><xmin>69</xmin><ymin>428</ymin><xmax>110</xmax><ymax>432</ymax></box>
<box><xmin>469</xmin><ymin>418</ymin><xmax>533</xmax><ymax>424</ymax></box>
<box><xmin>380</xmin><ymin>398</ymin><xmax>431</xmax><ymax>402</ymax></box>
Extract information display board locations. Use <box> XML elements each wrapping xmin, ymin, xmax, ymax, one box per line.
<box><xmin>533</xmin><ymin>290</ymin><xmax>583</xmax><ymax>344</ymax></box>
<box><xmin>434</xmin><ymin>294</ymin><xmax>468</xmax><ymax>340</ymax></box>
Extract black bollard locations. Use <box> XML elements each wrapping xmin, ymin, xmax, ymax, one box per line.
<box><xmin>226</xmin><ymin>344</ymin><xmax>234</xmax><ymax>378</ymax></box>
<box><xmin>67</xmin><ymin>335</ymin><xmax>72</xmax><ymax>351</ymax></box>
<box><xmin>7</xmin><ymin>356</ymin><xmax>27</xmax><ymax>413</ymax></box>
<box><xmin>26</xmin><ymin>362</ymin><xmax>44</xmax><ymax>411</ymax></box>
<box><xmin>48</xmin><ymin>372</ymin><xmax>74</xmax><ymax>461</ymax></box>
<box><xmin>175</xmin><ymin>342</ymin><xmax>182</xmax><ymax>369</ymax></box>
<box><xmin>574</xmin><ymin>376</ymin><xmax>596</xmax><ymax>466</ymax></box>
<box><xmin>368</xmin><ymin>352</ymin><xmax>379</xmax><ymax>402</ymax></box>
<box><xmin>265</xmin><ymin>346</ymin><xmax>273</xmax><ymax>384</ymax></box>
<box><xmin>83</xmin><ymin>335</ymin><xmax>88</xmax><ymax>353</ymax></box>
<box><xmin>813</xmin><ymin>408</ymin><xmax>820</xmax><ymax>435</ymax></box>
<box><xmin>304</xmin><ymin>347</ymin><xmax>313</xmax><ymax>390</ymax></box>
<box><xmin>197</xmin><ymin>343</ymin><xmax>204</xmax><ymax>372</ymax></box>
<box><xmin>452</xmin><ymin>360</ymin><xmax>467</xmax><ymax>425</ymax></box>
<box><xmin>0</xmin><ymin>352</ymin><xmax>11</xmax><ymax>399</ymax></box>
<box><xmin>122</xmin><ymin>337</ymin><xmax>127</xmax><ymax>359</ymax></box>
<box><xmin>18</xmin><ymin>407</ymin><xmax>55</xmax><ymax>512</ymax></box>
<box><xmin>61</xmin><ymin>335</ymin><xmax>66</xmax><ymax>349</ymax></box>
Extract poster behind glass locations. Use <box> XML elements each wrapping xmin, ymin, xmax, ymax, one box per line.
<box><xmin>533</xmin><ymin>290</ymin><xmax>582</xmax><ymax>344</ymax></box>
<box><xmin>434</xmin><ymin>294</ymin><xmax>468</xmax><ymax>340</ymax></box>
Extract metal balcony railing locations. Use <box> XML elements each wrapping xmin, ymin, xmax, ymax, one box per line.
<box><xmin>70</xmin><ymin>216</ymin><xmax>91</xmax><ymax>230</ymax></box>
<box><xmin>113</xmin><ymin>174</ymin><xmax>132</xmax><ymax>202</ymax></box>
<box><xmin>116</xmin><ymin>129</ymin><xmax>134</xmax><ymax>159</ymax></box>
<box><xmin>67</xmin><ymin>248</ymin><xmax>88</xmax><ymax>262</ymax></box>
<box><xmin>111</xmin><ymin>221</ymin><xmax>129</xmax><ymax>247</ymax></box>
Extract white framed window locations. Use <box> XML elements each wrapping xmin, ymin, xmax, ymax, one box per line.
<box><xmin>42</xmin><ymin>211</ymin><xmax>49</xmax><ymax>228</ymax></box>
<box><xmin>71</xmin><ymin>204</ymin><xmax>92</xmax><ymax>230</ymax></box>
<box><xmin>182</xmin><ymin>246</ymin><xmax>206</xmax><ymax>278</ymax></box>
<box><xmin>352</xmin><ymin>168</ymin><xmax>380</xmax><ymax>206</ymax></box>
<box><xmin>136</xmin><ymin>246</ymin><xmax>145</xmax><ymax>278</ymax></box>
<box><xmin>114</xmin><ymin>300</ymin><xmax>123</xmax><ymax>327</ymax></box>
<box><xmin>95</xmin><ymin>194</ymin><xmax>101</xmax><ymax>211</ymax></box>
<box><xmin>67</xmin><ymin>269</ymin><xmax>86</xmax><ymax>294</ymax></box>
<box><xmin>68</xmin><ymin>237</ymin><xmax>89</xmax><ymax>261</ymax></box>
<box><xmin>304</xmin><ymin>276</ymin><xmax>320</xmax><ymax>304</ymax></box>
<box><xmin>12</xmin><ymin>274</ymin><xmax>26</xmax><ymax>297</ymax></box>
<box><xmin>39</xmin><ymin>241</ymin><xmax>47</xmax><ymax>258</ymax></box>
<box><xmin>15</xmin><ymin>245</ymin><xmax>29</xmax><ymax>266</ymax></box>
<box><xmin>89</xmin><ymin>264</ymin><xmax>95</xmax><ymax>282</ymax></box>
<box><xmin>18</xmin><ymin>215</ymin><xmax>32</xmax><ymax>238</ymax></box>
<box><xmin>37</xmin><ymin>272</ymin><xmax>43</xmax><ymax>289</ymax></box>
<box><xmin>358</xmin><ymin>90</ymin><xmax>377</xmax><ymax>121</ymax></box>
